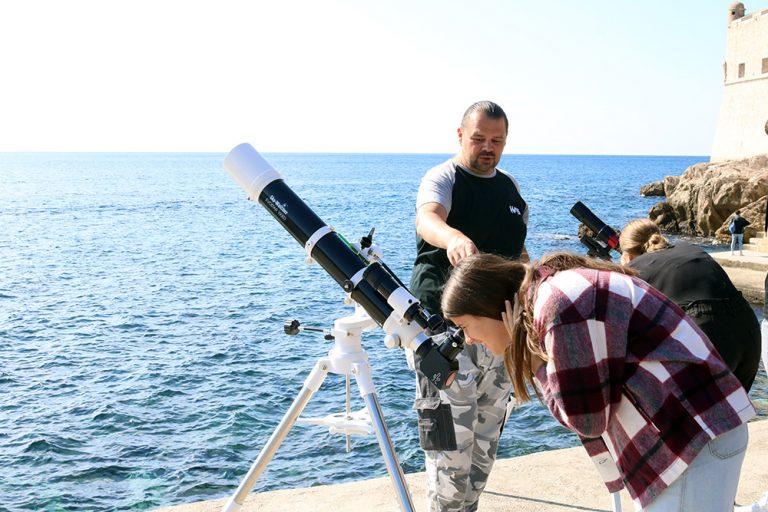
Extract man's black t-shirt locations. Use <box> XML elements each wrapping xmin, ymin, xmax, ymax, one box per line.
<box><xmin>410</xmin><ymin>161</ymin><xmax>527</xmax><ymax>313</ymax></box>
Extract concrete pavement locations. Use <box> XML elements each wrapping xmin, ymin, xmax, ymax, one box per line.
<box><xmin>709</xmin><ymin>249</ymin><xmax>768</xmax><ymax>305</ymax></box>
<box><xmin>153</xmin><ymin>420</ymin><xmax>768</xmax><ymax>512</ymax></box>
<box><xmin>152</xmin><ymin>246</ymin><xmax>768</xmax><ymax>512</ymax></box>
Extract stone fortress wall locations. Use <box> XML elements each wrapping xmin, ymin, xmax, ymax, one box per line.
<box><xmin>711</xmin><ymin>3</ymin><xmax>768</xmax><ymax>162</ymax></box>
<box><xmin>601</xmin><ymin>4</ymin><xmax>768</xmax><ymax>246</ymax></box>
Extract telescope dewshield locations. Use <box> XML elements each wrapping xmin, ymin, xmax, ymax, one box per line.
<box><xmin>224</xmin><ymin>143</ymin><xmax>282</xmax><ymax>199</ymax></box>
<box><xmin>223</xmin><ymin>144</ymin><xmax>457</xmax><ymax>389</ymax></box>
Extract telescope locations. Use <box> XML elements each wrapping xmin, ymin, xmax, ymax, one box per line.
<box><xmin>570</xmin><ymin>201</ymin><xmax>621</xmax><ymax>260</ymax></box>
<box><xmin>223</xmin><ymin>143</ymin><xmax>461</xmax><ymax>389</ymax></box>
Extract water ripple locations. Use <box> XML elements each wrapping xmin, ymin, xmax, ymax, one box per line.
<box><xmin>1</xmin><ymin>152</ymin><xmax>763</xmax><ymax>512</ymax></box>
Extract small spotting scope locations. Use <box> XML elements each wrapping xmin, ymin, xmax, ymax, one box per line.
<box><xmin>570</xmin><ymin>201</ymin><xmax>621</xmax><ymax>260</ymax></box>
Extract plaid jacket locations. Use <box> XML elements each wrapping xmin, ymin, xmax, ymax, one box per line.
<box><xmin>531</xmin><ymin>268</ymin><xmax>755</xmax><ymax>509</ymax></box>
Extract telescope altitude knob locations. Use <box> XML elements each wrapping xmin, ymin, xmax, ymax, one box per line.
<box><xmin>384</xmin><ymin>334</ymin><xmax>401</xmax><ymax>349</ymax></box>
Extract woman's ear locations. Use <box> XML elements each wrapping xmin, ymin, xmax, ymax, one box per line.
<box><xmin>620</xmin><ymin>252</ymin><xmax>634</xmax><ymax>265</ymax></box>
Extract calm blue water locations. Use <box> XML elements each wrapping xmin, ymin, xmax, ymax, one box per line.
<box><xmin>1</xmin><ymin>152</ymin><xmax>765</xmax><ymax>511</ymax></box>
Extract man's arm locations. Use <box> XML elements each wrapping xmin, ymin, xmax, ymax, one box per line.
<box><xmin>415</xmin><ymin>202</ymin><xmax>478</xmax><ymax>266</ymax></box>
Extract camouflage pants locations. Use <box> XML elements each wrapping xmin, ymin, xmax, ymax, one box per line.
<box><xmin>419</xmin><ymin>342</ymin><xmax>511</xmax><ymax>512</ymax></box>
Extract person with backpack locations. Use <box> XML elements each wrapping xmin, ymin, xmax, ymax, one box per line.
<box><xmin>729</xmin><ymin>210</ymin><xmax>751</xmax><ymax>256</ymax></box>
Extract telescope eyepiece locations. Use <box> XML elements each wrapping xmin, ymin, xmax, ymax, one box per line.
<box><xmin>438</xmin><ymin>327</ymin><xmax>465</xmax><ymax>361</ymax></box>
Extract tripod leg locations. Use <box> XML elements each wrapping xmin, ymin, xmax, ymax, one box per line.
<box><xmin>353</xmin><ymin>363</ymin><xmax>415</xmax><ymax>512</ymax></box>
<box><xmin>222</xmin><ymin>359</ymin><xmax>330</xmax><ymax>512</ymax></box>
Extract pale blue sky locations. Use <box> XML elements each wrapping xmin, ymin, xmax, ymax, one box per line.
<box><xmin>0</xmin><ymin>1</ymin><xmax>741</xmax><ymax>155</ymax></box>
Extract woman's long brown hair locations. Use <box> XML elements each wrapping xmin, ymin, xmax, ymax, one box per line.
<box><xmin>441</xmin><ymin>251</ymin><xmax>635</xmax><ymax>403</ymax></box>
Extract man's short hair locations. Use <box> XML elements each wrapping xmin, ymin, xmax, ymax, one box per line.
<box><xmin>461</xmin><ymin>101</ymin><xmax>508</xmax><ymax>133</ymax></box>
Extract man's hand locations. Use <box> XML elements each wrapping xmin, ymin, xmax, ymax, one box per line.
<box><xmin>446</xmin><ymin>234</ymin><xmax>478</xmax><ymax>266</ymax></box>
<box><xmin>415</xmin><ymin>203</ymin><xmax>478</xmax><ymax>266</ymax></box>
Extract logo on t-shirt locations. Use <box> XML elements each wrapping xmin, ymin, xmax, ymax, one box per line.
<box><xmin>509</xmin><ymin>205</ymin><xmax>522</xmax><ymax>216</ymax></box>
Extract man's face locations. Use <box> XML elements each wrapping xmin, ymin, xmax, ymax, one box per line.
<box><xmin>457</xmin><ymin>112</ymin><xmax>507</xmax><ymax>174</ymax></box>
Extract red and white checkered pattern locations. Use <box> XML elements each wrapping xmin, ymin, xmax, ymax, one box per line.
<box><xmin>531</xmin><ymin>268</ymin><xmax>755</xmax><ymax>509</ymax></box>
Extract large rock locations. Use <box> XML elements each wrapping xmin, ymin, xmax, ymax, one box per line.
<box><xmin>640</xmin><ymin>180</ymin><xmax>665</xmax><ymax>196</ymax></box>
<box><xmin>663</xmin><ymin>175</ymin><xmax>680</xmax><ymax>196</ymax></box>
<box><xmin>648</xmin><ymin>202</ymin><xmax>679</xmax><ymax>232</ymax></box>
<box><xmin>640</xmin><ymin>155</ymin><xmax>768</xmax><ymax>237</ymax></box>
<box><xmin>638</xmin><ymin>176</ymin><xmax>680</xmax><ymax>197</ymax></box>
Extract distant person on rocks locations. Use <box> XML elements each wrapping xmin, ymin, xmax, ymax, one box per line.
<box><xmin>409</xmin><ymin>100</ymin><xmax>528</xmax><ymax>512</ymax></box>
<box><xmin>730</xmin><ymin>210</ymin><xmax>751</xmax><ymax>256</ymax></box>
<box><xmin>440</xmin><ymin>251</ymin><xmax>755</xmax><ymax>512</ymax></box>
<box><xmin>620</xmin><ymin>219</ymin><xmax>761</xmax><ymax>391</ymax></box>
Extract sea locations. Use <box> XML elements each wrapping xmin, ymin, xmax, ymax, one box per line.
<box><xmin>1</xmin><ymin>152</ymin><xmax>766</xmax><ymax>511</ymax></box>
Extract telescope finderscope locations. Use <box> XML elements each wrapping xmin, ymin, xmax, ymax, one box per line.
<box><xmin>223</xmin><ymin>143</ymin><xmax>460</xmax><ymax>390</ymax></box>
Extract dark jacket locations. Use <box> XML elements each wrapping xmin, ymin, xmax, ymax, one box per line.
<box><xmin>731</xmin><ymin>215</ymin><xmax>751</xmax><ymax>235</ymax></box>
<box><xmin>629</xmin><ymin>242</ymin><xmax>761</xmax><ymax>390</ymax></box>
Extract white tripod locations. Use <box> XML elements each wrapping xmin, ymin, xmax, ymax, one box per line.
<box><xmin>221</xmin><ymin>302</ymin><xmax>416</xmax><ymax>512</ymax></box>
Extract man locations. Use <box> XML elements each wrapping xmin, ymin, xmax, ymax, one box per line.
<box><xmin>409</xmin><ymin>101</ymin><xmax>528</xmax><ymax>512</ymax></box>
<box><xmin>730</xmin><ymin>210</ymin><xmax>751</xmax><ymax>256</ymax></box>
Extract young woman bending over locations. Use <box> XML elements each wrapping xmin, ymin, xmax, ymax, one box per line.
<box><xmin>441</xmin><ymin>252</ymin><xmax>754</xmax><ymax>511</ymax></box>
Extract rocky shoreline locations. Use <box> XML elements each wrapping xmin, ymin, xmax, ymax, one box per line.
<box><xmin>639</xmin><ymin>154</ymin><xmax>768</xmax><ymax>243</ymax></box>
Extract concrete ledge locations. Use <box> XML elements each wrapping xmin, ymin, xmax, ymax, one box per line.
<box><xmin>709</xmin><ymin>250</ymin><xmax>768</xmax><ymax>305</ymax></box>
<box><xmin>153</xmin><ymin>419</ymin><xmax>768</xmax><ymax>512</ymax></box>
<box><xmin>151</xmin><ymin>249</ymin><xmax>768</xmax><ymax>512</ymax></box>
